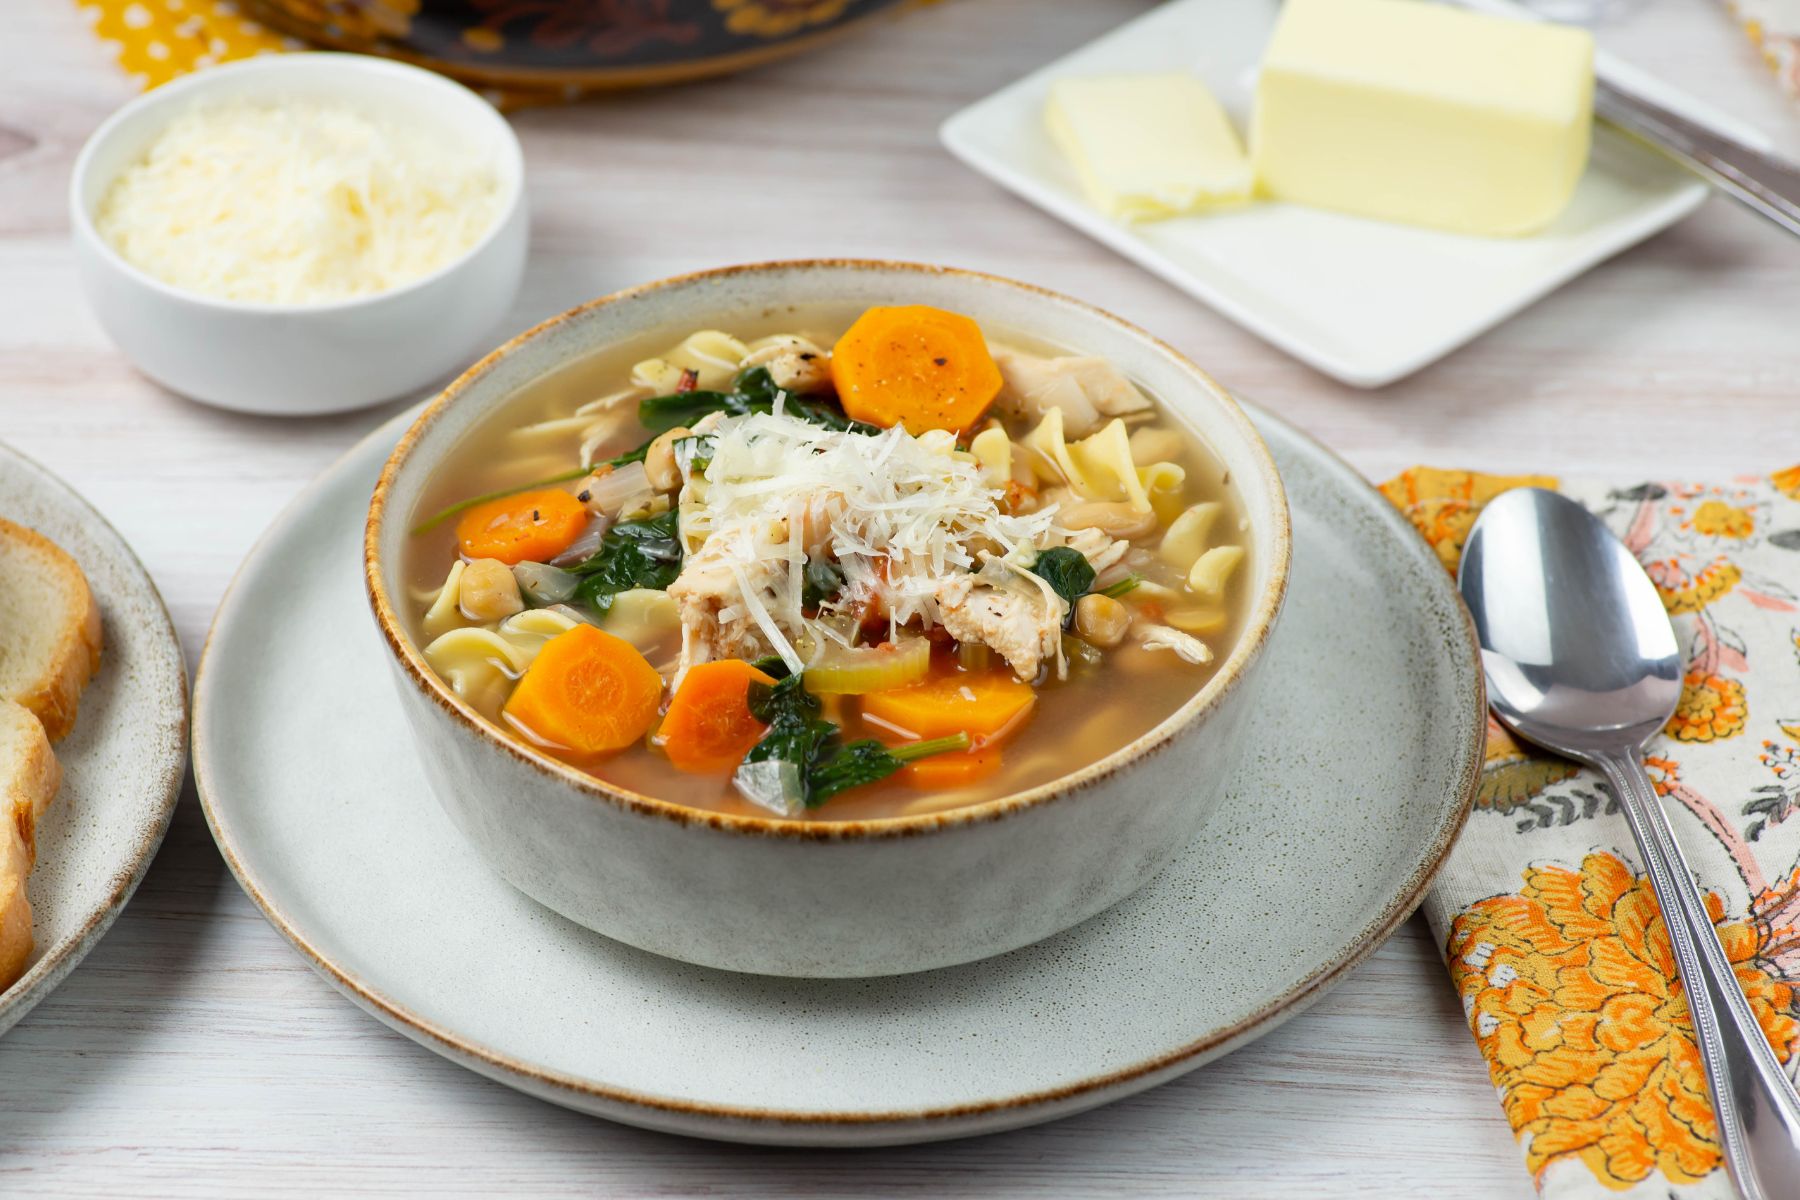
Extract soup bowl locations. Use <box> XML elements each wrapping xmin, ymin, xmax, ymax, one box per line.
<box><xmin>365</xmin><ymin>260</ymin><xmax>1291</xmax><ymax>977</ymax></box>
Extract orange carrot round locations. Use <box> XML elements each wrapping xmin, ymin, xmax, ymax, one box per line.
<box><xmin>655</xmin><ymin>660</ymin><xmax>776</xmax><ymax>774</ymax></box>
<box><xmin>502</xmin><ymin>624</ymin><xmax>663</xmax><ymax>757</ymax></box>
<box><xmin>861</xmin><ymin>667</ymin><xmax>1035</xmax><ymax>743</ymax></box>
<box><xmin>455</xmin><ymin>488</ymin><xmax>588</xmax><ymax>566</ymax></box>
<box><xmin>899</xmin><ymin>744</ymin><xmax>1003</xmax><ymax>790</ymax></box>
<box><xmin>831</xmin><ymin>305</ymin><xmax>1003</xmax><ymax>434</ymax></box>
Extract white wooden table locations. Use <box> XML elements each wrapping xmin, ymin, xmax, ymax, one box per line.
<box><xmin>2</xmin><ymin>1</ymin><xmax>1795</xmax><ymax>1194</ymax></box>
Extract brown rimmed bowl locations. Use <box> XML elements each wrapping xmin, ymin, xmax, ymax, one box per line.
<box><xmin>363</xmin><ymin>260</ymin><xmax>1291</xmax><ymax>977</ymax></box>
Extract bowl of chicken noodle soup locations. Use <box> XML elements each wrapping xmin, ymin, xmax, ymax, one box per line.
<box><xmin>366</xmin><ymin>261</ymin><xmax>1289</xmax><ymax>977</ymax></box>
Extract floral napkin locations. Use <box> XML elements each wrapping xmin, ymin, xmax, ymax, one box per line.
<box><xmin>1381</xmin><ymin>465</ymin><xmax>1800</xmax><ymax>1198</ymax></box>
<box><xmin>1725</xmin><ymin>0</ymin><xmax>1800</xmax><ymax>98</ymax></box>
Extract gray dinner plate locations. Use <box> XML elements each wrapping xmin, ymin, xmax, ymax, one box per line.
<box><xmin>193</xmin><ymin>403</ymin><xmax>1480</xmax><ymax>1145</ymax></box>
<box><xmin>0</xmin><ymin>443</ymin><xmax>187</xmax><ymax>1036</ymax></box>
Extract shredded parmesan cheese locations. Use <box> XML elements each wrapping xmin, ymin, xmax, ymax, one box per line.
<box><xmin>95</xmin><ymin>98</ymin><xmax>502</xmax><ymax>305</ymax></box>
<box><xmin>663</xmin><ymin>410</ymin><xmax>1088</xmax><ymax>678</ymax></box>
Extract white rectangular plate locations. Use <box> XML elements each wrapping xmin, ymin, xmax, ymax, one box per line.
<box><xmin>940</xmin><ymin>0</ymin><xmax>1723</xmax><ymax>388</ymax></box>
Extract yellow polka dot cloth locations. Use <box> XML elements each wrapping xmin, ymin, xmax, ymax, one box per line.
<box><xmin>77</xmin><ymin>0</ymin><xmax>304</xmax><ymax>91</ymax></box>
<box><xmin>1386</xmin><ymin>463</ymin><xmax>1800</xmax><ymax>1197</ymax></box>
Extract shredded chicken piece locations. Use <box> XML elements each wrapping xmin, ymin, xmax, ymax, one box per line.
<box><xmin>666</xmin><ymin>534</ymin><xmax>779</xmax><ymax>671</ymax></box>
<box><xmin>741</xmin><ymin>336</ymin><xmax>833</xmax><ymax>394</ymax></box>
<box><xmin>1056</xmin><ymin>526</ymin><xmax>1131</xmax><ymax>575</ymax></box>
<box><xmin>935</xmin><ymin>574</ymin><xmax>1063</xmax><ymax>681</ymax></box>
<box><xmin>991</xmin><ymin>346</ymin><xmax>1152</xmax><ymax>439</ymax></box>
<box><xmin>1136</xmin><ymin>623</ymin><xmax>1214</xmax><ymax>665</ymax></box>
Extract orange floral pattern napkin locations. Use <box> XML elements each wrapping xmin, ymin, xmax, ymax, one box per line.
<box><xmin>1383</xmin><ymin>465</ymin><xmax>1800</xmax><ymax>1197</ymax></box>
<box><xmin>1726</xmin><ymin>0</ymin><xmax>1800</xmax><ymax>99</ymax></box>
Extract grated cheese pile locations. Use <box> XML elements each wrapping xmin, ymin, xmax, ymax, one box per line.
<box><xmin>678</xmin><ymin>408</ymin><xmax>1062</xmax><ymax>669</ymax></box>
<box><xmin>94</xmin><ymin>98</ymin><xmax>502</xmax><ymax>305</ymax></box>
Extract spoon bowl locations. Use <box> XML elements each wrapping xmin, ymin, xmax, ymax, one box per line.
<box><xmin>1459</xmin><ymin>486</ymin><xmax>1682</xmax><ymax>760</ymax></box>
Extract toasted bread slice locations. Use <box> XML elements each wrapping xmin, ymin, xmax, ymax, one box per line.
<box><xmin>0</xmin><ymin>812</ymin><xmax>31</xmax><ymax>990</ymax></box>
<box><xmin>1</xmin><ymin>700</ymin><xmax>60</xmax><ymax>864</ymax></box>
<box><xmin>0</xmin><ymin>518</ymin><xmax>102</xmax><ymax>741</ymax></box>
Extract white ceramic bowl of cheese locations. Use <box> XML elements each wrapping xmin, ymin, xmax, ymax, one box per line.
<box><xmin>69</xmin><ymin>54</ymin><xmax>528</xmax><ymax>417</ymax></box>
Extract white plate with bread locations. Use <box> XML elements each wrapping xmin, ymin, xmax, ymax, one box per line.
<box><xmin>0</xmin><ymin>441</ymin><xmax>186</xmax><ymax>1034</ymax></box>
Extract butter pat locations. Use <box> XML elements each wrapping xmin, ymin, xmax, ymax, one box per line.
<box><xmin>1045</xmin><ymin>74</ymin><xmax>1253</xmax><ymax>221</ymax></box>
<box><xmin>1251</xmin><ymin>0</ymin><xmax>1594</xmax><ymax>236</ymax></box>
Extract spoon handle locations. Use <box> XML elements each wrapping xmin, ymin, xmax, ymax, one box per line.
<box><xmin>1598</xmin><ymin>753</ymin><xmax>1800</xmax><ymax>1200</ymax></box>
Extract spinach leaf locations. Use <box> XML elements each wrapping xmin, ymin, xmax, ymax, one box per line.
<box><xmin>566</xmin><ymin>506</ymin><xmax>683</xmax><ymax>612</ymax></box>
<box><xmin>737</xmin><ymin>367</ymin><xmax>883</xmax><ymax>435</ymax></box>
<box><xmin>735</xmin><ymin>672</ymin><xmax>969</xmax><ymax>811</ymax></box>
<box><xmin>790</xmin><ymin>394</ymin><xmax>882</xmax><ymax>436</ymax></box>
<box><xmin>598</xmin><ymin>437</ymin><xmax>653</xmax><ymax>469</ymax></box>
<box><xmin>740</xmin><ymin>674</ymin><xmax>837</xmax><ymax>803</ymax></box>
<box><xmin>749</xmin><ymin>655</ymin><xmax>793</xmax><ymax>681</ymax></box>
<box><xmin>730</xmin><ymin>365</ymin><xmax>783</xmax><ymax>407</ymax></box>
<box><xmin>805</xmin><ymin>735</ymin><xmax>972</xmax><ymax>807</ymax></box>
<box><xmin>1029</xmin><ymin>546</ymin><xmax>1097</xmax><ymax>621</ymax></box>
<box><xmin>637</xmin><ymin>390</ymin><xmax>741</xmax><ymax>433</ymax></box>
<box><xmin>745</xmin><ymin>671</ymin><xmax>820</xmax><ymax>727</ymax></box>
<box><xmin>1098</xmin><ymin>573</ymin><xmax>1141</xmax><ymax>599</ymax></box>
<box><xmin>636</xmin><ymin>367</ymin><xmax>879</xmax><ymax>437</ymax></box>
<box><xmin>801</xmin><ymin>559</ymin><xmax>846</xmax><ymax>611</ymax></box>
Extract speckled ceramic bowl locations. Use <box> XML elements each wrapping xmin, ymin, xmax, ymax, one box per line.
<box><xmin>364</xmin><ymin>261</ymin><xmax>1291</xmax><ymax>977</ymax></box>
<box><xmin>242</xmin><ymin>0</ymin><xmax>909</xmax><ymax>94</ymax></box>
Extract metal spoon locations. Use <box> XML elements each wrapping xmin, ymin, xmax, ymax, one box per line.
<box><xmin>1460</xmin><ymin>487</ymin><xmax>1800</xmax><ymax>1200</ymax></box>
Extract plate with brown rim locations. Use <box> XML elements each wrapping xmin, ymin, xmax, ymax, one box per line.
<box><xmin>0</xmin><ymin>442</ymin><xmax>188</xmax><ymax>1037</ymax></box>
<box><xmin>192</xmin><ymin>399</ymin><xmax>1479</xmax><ymax>1145</ymax></box>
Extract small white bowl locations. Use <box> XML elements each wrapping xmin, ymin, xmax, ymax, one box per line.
<box><xmin>69</xmin><ymin>54</ymin><xmax>528</xmax><ymax>417</ymax></box>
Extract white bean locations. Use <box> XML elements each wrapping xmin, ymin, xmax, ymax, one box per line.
<box><xmin>644</xmin><ymin>425</ymin><xmax>692</xmax><ymax>493</ymax></box>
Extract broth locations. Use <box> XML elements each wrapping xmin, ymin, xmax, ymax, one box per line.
<box><xmin>401</xmin><ymin>303</ymin><xmax>1252</xmax><ymax>821</ymax></box>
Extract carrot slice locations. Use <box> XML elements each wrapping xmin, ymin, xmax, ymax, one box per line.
<box><xmin>502</xmin><ymin>624</ymin><xmax>663</xmax><ymax>757</ymax></box>
<box><xmin>860</xmin><ymin>668</ymin><xmax>1035</xmax><ymax>743</ymax></box>
<box><xmin>455</xmin><ymin>488</ymin><xmax>588</xmax><ymax>566</ymax></box>
<box><xmin>655</xmin><ymin>660</ymin><xmax>776</xmax><ymax>774</ymax></box>
<box><xmin>831</xmin><ymin>305</ymin><xmax>1003</xmax><ymax>434</ymax></box>
<box><xmin>899</xmin><ymin>744</ymin><xmax>1003</xmax><ymax>791</ymax></box>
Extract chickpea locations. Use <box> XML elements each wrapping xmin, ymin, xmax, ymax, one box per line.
<box><xmin>643</xmin><ymin>425</ymin><xmax>692</xmax><ymax>493</ymax></box>
<box><xmin>458</xmin><ymin>557</ymin><xmax>524</xmax><ymax>622</ymax></box>
<box><xmin>1074</xmin><ymin>593</ymin><xmax>1130</xmax><ymax>648</ymax></box>
<box><xmin>1058</xmin><ymin>500</ymin><xmax>1159</xmax><ymax>539</ymax></box>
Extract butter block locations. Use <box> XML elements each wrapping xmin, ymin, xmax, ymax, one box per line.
<box><xmin>1251</xmin><ymin>0</ymin><xmax>1594</xmax><ymax>236</ymax></box>
<box><xmin>1045</xmin><ymin>74</ymin><xmax>1253</xmax><ymax>222</ymax></box>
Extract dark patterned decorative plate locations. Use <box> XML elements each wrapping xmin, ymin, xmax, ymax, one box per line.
<box><xmin>242</xmin><ymin>0</ymin><xmax>910</xmax><ymax>92</ymax></box>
